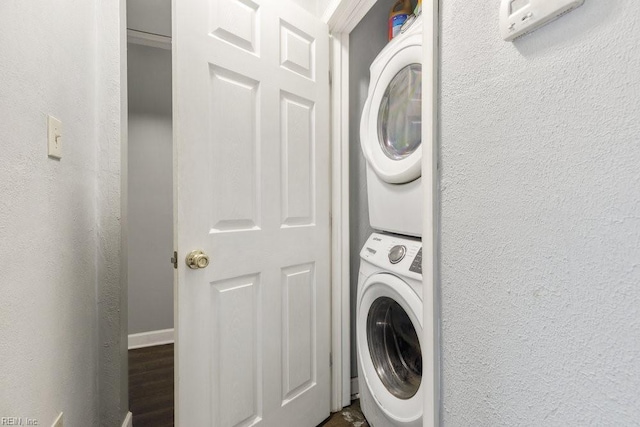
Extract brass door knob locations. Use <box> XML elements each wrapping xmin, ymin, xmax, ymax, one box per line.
<box><xmin>186</xmin><ymin>250</ymin><xmax>210</xmax><ymax>269</ymax></box>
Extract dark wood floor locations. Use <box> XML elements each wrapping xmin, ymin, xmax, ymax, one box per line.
<box><xmin>320</xmin><ymin>399</ymin><xmax>369</xmax><ymax>427</ymax></box>
<box><xmin>129</xmin><ymin>344</ymin><xmax>174</xmax><ymax>427</ymax></box>
<box><xmin>129</xmin><ymin>344</ymin><xmax>367</xmax><ymax>427</ymax></box>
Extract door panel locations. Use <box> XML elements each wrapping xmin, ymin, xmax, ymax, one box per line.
<box><xmin>280</xmin><ymin>20</ymin><xmax>315</xmax><ymax>79</ymax></box>
<box><xmin>281</xmin><ymin>92</ymin><xmax>315</xmax><ymax>226</ymax></box>
<box><xmin>212</xmin><ymin>275</ymin><xmax>260</xmax><ymax>427</ymax></box>
<box><xmin>175</xmin><ymin>0</ymin><xmax>330</xmax><ymax>426</ymax></box>
<box><xmin>211</xmin><ymin>0</ymin><xmax>260</xmax><ymax>54</ymax></box>
<box><xmin>209</xmin><ymin>67</ymin><xmax>260</xmax><ymax>232</ymax></box>
<box><xmin>281</xmin><ymin>262</ymin><xmax>316</xmax><ymax>401</ymax></box>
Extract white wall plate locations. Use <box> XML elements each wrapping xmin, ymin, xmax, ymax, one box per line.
<box><xmin>47</xmin><ymin>115</ymin><xmax>62</xmax><ymax>159</ymax></box>
<box><xmin>500</xmin><ymin>0</ymin><xmax>585</xmax><ymax>41</ymax></box>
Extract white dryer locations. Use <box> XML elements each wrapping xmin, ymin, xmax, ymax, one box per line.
<box><xmin>360</xmin><ymin>16</ymin><xmax>424</xmax><ymax>237</ymax></box>
<box><xmin>357</xmin><ymin>233</ymin><xmax>423</xmax><ymax>427</ymax></box>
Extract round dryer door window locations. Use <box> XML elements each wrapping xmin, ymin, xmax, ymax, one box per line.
<box><xmin>367</xmin><ymin>296</ymin><xmax>422</xmax><ymax>399</ymax></box>
<box><xmin>377</xmin><ymin>64</ymin><xmax>422</xmax><ymax>161</ymax></box>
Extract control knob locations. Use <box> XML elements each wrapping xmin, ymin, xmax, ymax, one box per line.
<box><xmin>388</xmin><ymin>245</ymin><xmax>406</xmax><ymax>264</ymax></box>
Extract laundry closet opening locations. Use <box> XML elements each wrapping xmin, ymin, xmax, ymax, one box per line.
<box><xmin>348</xmin><ymin>0</ymin><xmax>422</xmax><ymax>390</ymax></box>
<box><xmin>344</xmin><ymin>1</ymin><xmax>429</xmax><ymax>424</ymax></box>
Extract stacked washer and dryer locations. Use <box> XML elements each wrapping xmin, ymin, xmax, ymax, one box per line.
<box><xmin>356</xmin><ymin>13</ymin><xmax>425</xmax><ymax>427</ymax></box>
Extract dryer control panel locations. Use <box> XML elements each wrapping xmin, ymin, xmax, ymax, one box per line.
<box><xmin>360</xmin><ymin>233</ymin><xmax>422</xmax><ymax>278</ymax></box>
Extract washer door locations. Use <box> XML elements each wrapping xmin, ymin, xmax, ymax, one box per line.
<box><xmin>360</xmin><ymin>41</ymin><xmax>423</xmax><ymax>184</ymax></box>
<box><xmin>357</xmin><ymin>273</ymin><xmax>423</xmax><ymax>424</ymax></box>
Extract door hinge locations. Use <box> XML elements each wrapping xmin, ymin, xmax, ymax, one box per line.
<box><xmin>329</xmin><ymin>69</ymin><xmax>332</xmax><ymax>86</ymax></box>
<box><xmin>171</xmin><ymin>251</ymin><xmax>178</xmax><ymax>269</ymax></box>
<box><xmin>329</xmin><ymin>352</ymin><xmax>333</xmax><ymax>368</ymax></box>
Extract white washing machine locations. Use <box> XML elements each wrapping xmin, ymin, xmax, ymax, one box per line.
<box><xmin>360</xmin><ymin>16</ymin><xmax>424</xmax><ymax>237</ymax></box>
<box><xmin>357</xmin><ymin>233</ymin><xmax>423</xmax><ymax>427</ymax></box>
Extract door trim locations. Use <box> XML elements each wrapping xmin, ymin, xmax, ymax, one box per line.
<box><xmin>128</xmin><ymin>328</ymin><xmax>175</xmax><ymax>350</ymax></box>
<box><xmin>329</xmin><ymin>31</ymin><xmax>351</xmax><ymax>412</ymax></box>
<box><xmin>325</xmin><ymin>0</ymin><xmax>379</xmax><ymax>412</ymax></box>
<box><xmin>324</xmin><ymin>0</ymin><xmax>378</xmax><ymax>34</ymax></box>
<box><xmin>421</xmin><ymin>1</ymin><xmax>441</xmax><ymax>426</ymax></box>
<box><xmin>127</xmin><ymin>29</ymin><xmax>172</xmax><ymax>50</ymax></box>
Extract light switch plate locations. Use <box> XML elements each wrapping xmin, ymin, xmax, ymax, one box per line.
<box><xmin>52</xmin><ymin>412</ymin><xmax>63</xmax><ymax>427</ymax></box>
<box><xmin>47</xmin><ymin>115</ymin><xmax>62</xmax><ymax>159</ymax></box>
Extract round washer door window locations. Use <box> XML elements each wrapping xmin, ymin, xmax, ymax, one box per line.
<box><xmin>367</xmin><ymin>296</ymin><xmax>422</xmax><ymax>399</ymax></box>
<box><xmin>377</xmin><ymin>64</ymin><xmax>422</xmax><ymax>161</ymax></box>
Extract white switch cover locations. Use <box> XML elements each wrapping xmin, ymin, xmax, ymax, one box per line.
<box><xmin>500</xmin><ymin>0</ymin><xmax>585</xmax><ymax>41</ymax></box>
<box><xmin>47</xmin><ymin>115</ymin><xmax>62</xmax><ymax>159</ymax></box>
<box><xmin>52</xmin><ymin>412</ymin><xmax>63</xmax><ymax>427</ymax></box>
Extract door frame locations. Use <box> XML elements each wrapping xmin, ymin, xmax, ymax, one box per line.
<box><xmin>421</xmin><ymin>1</ymin><xmax>441</xmax><ymax>426</ymax></box>
<box><xmin>323</xmin><ymin>0</ymin><xmax>379</xmax><ymax>410</ymax></box>
<box><xmin>324</xmin><ymin>0</ymin><xmax>440</xmax><ymax>423</ymax></box>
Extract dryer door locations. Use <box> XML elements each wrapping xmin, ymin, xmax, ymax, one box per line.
<box><xmin>357</xmin><ymin>273</ymin><xmax>423</xmax><ymax>424</ymax></box>
<box><xmin>360</xmin><ymin>40</ymin><xmax>423</xmax><ymax>184</ymax></box>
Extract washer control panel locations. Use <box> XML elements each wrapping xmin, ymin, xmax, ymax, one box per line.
<box><xmin>360</xmin><ymin>233</ymin><xmax>422</xmax><ymax>278</ymax></box>
<box><xmin>409</xmin><ymin>248</ymin><xmax>422</xmax><ymax>274</ymax></box>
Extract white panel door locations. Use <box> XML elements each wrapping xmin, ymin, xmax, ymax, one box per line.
<box><xmin>174</xmin><ymin>0</ymin><xmax>331</xmax><ymax>426</ymax></box>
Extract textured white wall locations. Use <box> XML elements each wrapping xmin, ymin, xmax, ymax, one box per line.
<box><xmin>440</xmin><ymin>0</ymin><xmax>640</xmax><ymax>424</ymax></box>
<box><xmin>0</xmin><ymin>1</ymin><xmax>98</xmax><ymax>426</ymax></box>
<box><xmin>128</xmin><ymin>0</ymin><xmax>171</xmax><ymax>37</ymax></box>
<box><xmin>0</xmin><ymin>1</ymin><xmax>126</xmax><ymax>426</ymax></box>
<box><xmin>127</xmin><ymin>43</ymin><xmax>174</xmax><ymax>335</ymax></box>
<box><xmin>97</xmin><ymin>0</ymin><xmax>129</xmax><ymax>425</ymax></box>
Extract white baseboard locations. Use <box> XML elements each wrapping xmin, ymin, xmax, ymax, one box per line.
<box><xmin>350</xmin><ymin>377</ymin><xmax>359</xmax><ymax>400</ymax></box>
<box><xmin>121</xmin><ymin>411</ymin><xmax>133</xmax><ymax>427</ymax></box>
<box><xmin>128</xmin><ymin>328</ymin><xmax>174</xmax><ymax>349</ymax></box>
